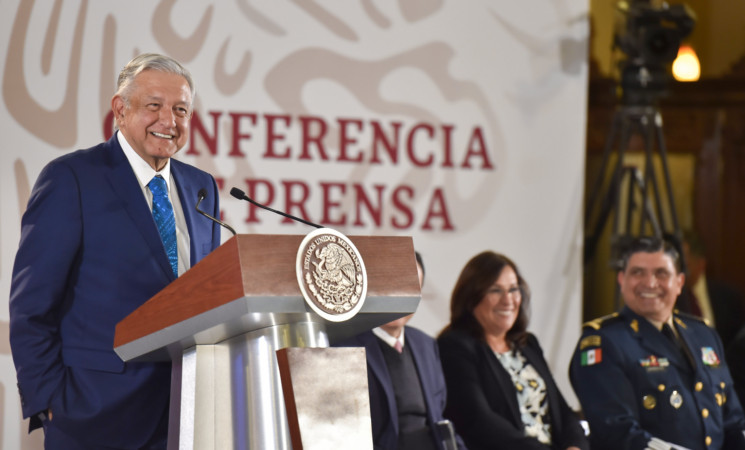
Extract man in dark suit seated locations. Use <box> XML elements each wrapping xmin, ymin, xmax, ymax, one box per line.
<box><xmin>337</xmin><ymin>252</ymin><xmax>466</xmax><ymax>450</ymax></box>
<box><xmin>675</xmin><ymin>230</ymin><xmax>745</xmax><ymax>348</ymax></box>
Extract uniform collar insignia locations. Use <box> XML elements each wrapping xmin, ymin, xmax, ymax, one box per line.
<box><xmin>630</xmin><ymin>319</ymin><xmax>639</xmax><ymax>333</ymax></box>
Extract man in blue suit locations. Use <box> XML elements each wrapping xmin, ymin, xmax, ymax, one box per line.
<box><xmin>337</xmin><ymin>252</ymin><xmax>466</xmax><ymax>450</ymax></box>
<box><xmin>9</xmin><ymin>53</ymin><xmax>222</xmax><ymax>449</ymax></box>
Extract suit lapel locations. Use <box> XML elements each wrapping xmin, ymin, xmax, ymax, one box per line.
<box><xmin>521</xmin><ymin>341</ymin><xmax>563</xmax><ymax>430</ymax></box>
<box><xmin>103</xmin><ymin>136</ymin><xmax>176</xmax><ymax>282</ymax></box>
<box><xmin>171</xmin><ymin>161</ymin><xmax>197</xmax><ymax>266</ymax></box>
<box><xmin>483</xmin><ymin>344</ymin><xmax>522</xmax><ymax>423</ymax></box>
<box><xmin>627</xmin><ymin>310</ymin><xmax>690</xmax><ymax>371</ymax></box>
<box><xmin>361</xmin><ymin>332</ymin><xmax>399</xmax><ymax>434</ymax></box>
<box><xmin>675</xmin><ymin>316</ymin><xmax>703</xmax><ymax>371</ymax></box>
<box><xmin>407</xmin><ymin>332</ymin><xmax>436</xmax><ymax>418</ymax></box>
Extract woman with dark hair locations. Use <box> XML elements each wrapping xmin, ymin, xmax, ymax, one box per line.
<box><xmin>437</xmin><ymin>251</ymin><xmax>588</xmax><ymax>450</ymax></box>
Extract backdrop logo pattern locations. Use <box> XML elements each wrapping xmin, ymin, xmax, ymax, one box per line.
<box><xmin>0</xmin><ymin>1</ymin><xmax>588</xmax><ymax>447</ymax></box>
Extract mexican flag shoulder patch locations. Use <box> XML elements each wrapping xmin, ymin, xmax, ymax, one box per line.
<box><xmin>581</xmin><ymin>348</ymin><xmax>602</xmax><ymax>366</ymax></box>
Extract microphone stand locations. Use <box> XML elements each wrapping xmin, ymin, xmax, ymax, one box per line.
<box><xmin>229</xmin><ymin>187</ymin><xmax>322</xmax><ymax>229</ymax></box>
<box><xmin>196</xmin><ymin>190</ymin><xmax>237</xmax><ymax>236</ymax></box>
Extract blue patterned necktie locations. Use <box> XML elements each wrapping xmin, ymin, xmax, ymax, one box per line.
<box><xmin>148</xmin><ymin>175</ymin><xmax>178</xmax><ymax>277</ymax></box>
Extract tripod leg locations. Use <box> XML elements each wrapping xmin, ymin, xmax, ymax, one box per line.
<box><xmin>586</xmin><ymin>109</ymin><xmax>623</xmax><ymax>227</ymax></box>
<box><xmin>630</xmin><ymin>167</ymin><xmax>662</xmax><ymax>236</ymax></box>
<box><xmin>653</xmin><ymin>110</ymin><xmax>684</xmax><ymax>243</ymax></box>
<box><xmin>585</xmin><ymin>110</ymin><xmax>634</xmax><ymax>261</ymax></box>
<box><xmin>640</xmin><ymin>110</ymin><xmax>666</xmax><ymax>235</ymax></box>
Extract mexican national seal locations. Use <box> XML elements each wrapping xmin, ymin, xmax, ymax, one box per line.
<box><xmin>296</xmin><ymin>228</ymin><xmax>368</xmax><ymax>322</ymax></box>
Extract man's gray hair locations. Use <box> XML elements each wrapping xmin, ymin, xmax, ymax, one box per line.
<box><xmin>115</xmin><ymin>53</ymin><xmax>195</xmax><ymax>103</ymax></box>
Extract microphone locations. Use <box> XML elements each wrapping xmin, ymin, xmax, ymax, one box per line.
<box><xmin>196</xmin><ymin>188</ymin><xmax>237</xmax><ymax>236</ymax></box>
<box><xmin>229</xmin><ymin>187</ymin><xmax>322</xmax><ymax>229</ymax></box>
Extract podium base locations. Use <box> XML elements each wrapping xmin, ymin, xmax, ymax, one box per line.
<box><xmin>169</xmin><ymin>321</ymin><xmax>329</xmax><ymax>449</ymax></box>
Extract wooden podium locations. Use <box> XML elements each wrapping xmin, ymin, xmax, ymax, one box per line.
<box><xmin>114</xmin><ymin>234</ymin><xmax>420</xmax><ymax>449</ymax></box>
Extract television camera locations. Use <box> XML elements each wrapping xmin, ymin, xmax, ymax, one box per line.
<box><xmin>614</xmin><ymin>0</ymin><xmax>696</xmax><ymax>105</ymax></box>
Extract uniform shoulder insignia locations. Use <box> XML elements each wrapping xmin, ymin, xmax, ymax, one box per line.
<box><xmin>582</xmin><ymin>312</ymin><xmax>620</xmax><ymax>330</ymax></box>
<box><xmin>674</xmin><ymin>310</ymin><xmax>711</xmax><ymax>327</ymax></box>
<box><xmin>580</xmin><ymin>335</ymin><xmax>602</xmax><ymax>350</ymax></box>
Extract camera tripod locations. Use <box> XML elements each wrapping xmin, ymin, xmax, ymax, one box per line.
<box><xmin>584</xmin><ymin>104</ymin><xmax>685</xmax><ymax>308</ymax></box>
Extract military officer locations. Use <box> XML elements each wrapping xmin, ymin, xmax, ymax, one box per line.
<box><xmin>570</xmin><ymin>236</ymin><xmax>745</xmax><ymax>450</ymax></box>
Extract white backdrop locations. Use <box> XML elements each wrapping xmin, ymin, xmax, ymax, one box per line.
<box><xmin>0</xmin><ymin>1</ymin><xmax>589</xmax><ymax>448</ymax></box>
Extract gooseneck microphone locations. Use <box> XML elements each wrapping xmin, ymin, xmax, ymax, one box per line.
<box><xmin>196</xmin><ymin>189</ymin><xmax>237</xmax><ymax>236</ymax></box>
<box><xmin>229</xmin><ymin>187</ymin><xmax>322</xmax><ymax>229</ymax></box>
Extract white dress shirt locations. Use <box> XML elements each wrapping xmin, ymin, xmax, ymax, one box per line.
<box><xmin>117</xmin><ymin>131</ymin><xmax>191</xmax><ymax>276</ymax></box>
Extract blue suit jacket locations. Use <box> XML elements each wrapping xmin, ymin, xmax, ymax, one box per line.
<box><xmin>337</xmin><ymin>326</ymin><xmax>467</xmax><ymax>450</ymax></box>
<box><xmin>9</xmin><ymin>135</ymin><xmax>221</xmax><ymax>448</ymax></box>
<box><xmin>570</xmin><ymin>307</ymin><xmax>745</xmax><ymax>450</ymax></box>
